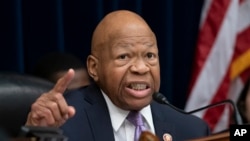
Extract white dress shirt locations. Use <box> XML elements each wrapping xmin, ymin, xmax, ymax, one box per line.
<box><xmin>102</xmin><ymin>91</ymin><xmax>155</xmax><ymax>141</ymax></box>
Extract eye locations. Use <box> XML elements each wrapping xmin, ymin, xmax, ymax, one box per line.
<box><xmin>118</xmin><ymin>54</ymin><xmax>128</xmax><ymax>60</ymax></box>
<box><xmin>146</xmin><ymin>52</ymin><xmax>155</xmax><ymax>59</ymax></box>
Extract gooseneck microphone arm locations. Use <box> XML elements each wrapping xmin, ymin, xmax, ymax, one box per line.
<box><xmin>186</xmin><ymin>99</ymin><xmax>243</xmax><ymax>125</ymax></box>
<box><xmin>153</xmin><ymin>92</ymin><xmax>187</xmax><ymax>114</ymax></box>
<box><xmin>153</xmin><ymin>92</ymin><xmax>243</xmax><ymax>125</ymax></box>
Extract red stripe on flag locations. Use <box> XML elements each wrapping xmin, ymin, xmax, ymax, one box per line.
<box><xmin>237</xmin><ymin>25</ymin><xmax>250</xmax><ymax>83</ymax></box>
<box><xmin>240</xmin><ymin>0</ymin><xmax>245</xmax><ymax>4</ymax></box>
<box><xmin>188</xmin><ymin>0</ymin><xmax>231</xmax><ymax>95</ymax></box>
<box><xmin>234</xmin><ymin>26</ymin><xmax>250</xmax><ymax>59</ymax></box>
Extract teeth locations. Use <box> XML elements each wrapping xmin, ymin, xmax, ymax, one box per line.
<box><xmin>130</xmin><ymin>84</ymin><xmax>147</xmax><ymax>90</ymax></box>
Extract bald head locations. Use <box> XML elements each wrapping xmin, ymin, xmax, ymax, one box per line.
<box><xmin>87</xmin><ymin>10</ymin><xmax>160</xmax><ymax>110</ymax></box>
<box><xmin>91</xmin><ymin>10</ymin><xmax>156</xmax><ymax>56</ymax></box>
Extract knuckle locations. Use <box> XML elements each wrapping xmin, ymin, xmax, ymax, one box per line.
<box><xmin>53</xmin><ymin>93</ymin><xmax>63</xmax><ymax>101</ymax></box>
<box><xmin>50</xmin><ymin>102</ymin><xmax>58</xmax><ymax>109</ymax></box>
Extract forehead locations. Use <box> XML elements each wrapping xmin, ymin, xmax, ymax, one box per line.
<box><xmin>92</xmin><ymin>11</ymin><xmax>157</xmax><ymax>54</ymax></box>
<box><xmin>110</xmin><ymin>36</ymin><xmax>156</xmax><ymax>49</ymax></box>
<box><xmin>106</xmin><ymin>24</ymin><xmax>156</xmax><ymax>50</ymax></box>
<box><xmin>110</xmin><ymin>20</ymin><xmax>154</xmax><ymax>38</ymax></box>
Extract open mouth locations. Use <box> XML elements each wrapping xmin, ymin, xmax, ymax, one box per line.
<box><xmin>128</xmin><ymin>83</ymin><xmax>149</xmax><ymax>91</ymax></box>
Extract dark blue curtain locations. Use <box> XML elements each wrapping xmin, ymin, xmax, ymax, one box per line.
<box><xmin>0</xmin><ymin>0</ymin><xmax>204</xmax><ymax>109</ymax></box>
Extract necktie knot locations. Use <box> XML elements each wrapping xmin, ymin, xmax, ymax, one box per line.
<box><xmin>127</xmin><ymin>110</ymin><xmax>144</xmax><ymax>126</ymax></box>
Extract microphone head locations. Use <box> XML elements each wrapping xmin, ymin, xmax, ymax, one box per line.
<box><xmin>139</xmin><ymin>131</ymin><xmax>159</xmax><ymax>141</ymax></box>
<box><xmin>153</xmin><ymin>92</ymin><xmax>169</xmax><ymax>104</ymax></box>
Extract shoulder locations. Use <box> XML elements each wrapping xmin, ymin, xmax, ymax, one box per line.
<box><xmin>63</xmin><ymin>83</ymin><xmax>102</xmax><ymax>106</ymax></box>
<box><xmin>151</xmin><ymin>100</ymin><xmax>210</xmax><ymax>136</ymax></box>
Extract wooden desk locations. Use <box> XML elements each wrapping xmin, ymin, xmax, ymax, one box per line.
<box><xmin>188</xmin><ymin>131</ymin><xmax>229</xmax><ymax>141</ymax></box>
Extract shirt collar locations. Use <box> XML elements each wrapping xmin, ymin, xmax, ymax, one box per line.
<box><xmin>101</xmin><ymin>90</ymin><xmax>154</xmax><ymax>132</ymax></box>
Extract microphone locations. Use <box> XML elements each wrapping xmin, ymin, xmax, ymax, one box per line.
<box><xmin>153</xmin><ymin>92</ymin><xmax>243</xmax><ymax>125</ymax></box>
<box><xmin>153</xmin><ymin>92</ymin><xmax>187</xmax><ymax>114</ymax></box>
<box><xmin>152</xmin><ymin>92</ymin><xmax>169</xmax><ymax>104</ymax></box>
<box><xmin>19</xmin><ymin>126</ymin><xmax>68</xmax><ymax>141</ymax></box>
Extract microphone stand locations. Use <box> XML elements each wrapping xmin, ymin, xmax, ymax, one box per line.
<box><xmin>153</xmin><ymin>93</ymin><xmax>243</xmax><ymax>125</ymax></box>
<box><xmin>17</xmin><ymin>126</ymin><xmax>68</xmax><ymax>141</ymax></box>
<box><xmin>186</xmin><ymin>99</ymin><xmax>243</xmax><ymax>125</ymax></box>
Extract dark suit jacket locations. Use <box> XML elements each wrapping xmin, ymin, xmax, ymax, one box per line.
<box><xmin>61</xmin><ymin>83</ymin><xmax>210</xmax><ymax>141</ymax></box>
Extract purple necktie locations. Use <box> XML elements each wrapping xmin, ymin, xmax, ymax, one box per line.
<box><xmin>127</xmin><ymin>111</ymin><xmax>147</xmax><ymax>141</ymax></box>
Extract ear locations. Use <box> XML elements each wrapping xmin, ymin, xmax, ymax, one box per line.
<box><xmin>87</xmin><ymin>55</ymin><xmax>99</xmax><ymax>82</ymax></box>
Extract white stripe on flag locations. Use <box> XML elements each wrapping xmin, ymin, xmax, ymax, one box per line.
<box><xmin>238</xmin><ymin>0</ymin><xmax>250</xmax><ymax>32</ymax></box>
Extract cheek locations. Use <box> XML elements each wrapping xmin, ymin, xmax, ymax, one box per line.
<box><xmin>152</xmin><ymin>66</ymin><xmax>161</xmax><ymax>90</ymax></box>
<box><xmin>107</xmin><ymin>68</ymin><xmax>126</xmax><ymax>85</ymax></box>
<box><xmin>100</xmin><ymin>65</ymin><xmax>126</xmax><ymax>89</ymax></box>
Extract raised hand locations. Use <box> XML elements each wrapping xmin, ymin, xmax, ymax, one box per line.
<box><xmin>25</xmin><ymin>69</ymin><xmax>76</xmax><ymax>127</ymax></box>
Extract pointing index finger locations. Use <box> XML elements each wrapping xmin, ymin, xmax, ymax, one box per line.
<box><xmin>52</xmin><ymin>68</ymin><xmax>75</xmax><ymax>94</ymax></box>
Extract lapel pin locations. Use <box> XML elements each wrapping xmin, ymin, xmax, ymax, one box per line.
<box><xmin>163</xmin><ymin>133</ymin><xmax>172</xmax><ymax>141</ymax></box>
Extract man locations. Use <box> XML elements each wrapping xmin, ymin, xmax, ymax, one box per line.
<box><xmin>25</xmin><ymin>10</ymin><xmax>210</xmax><ymax>141</ymax></box>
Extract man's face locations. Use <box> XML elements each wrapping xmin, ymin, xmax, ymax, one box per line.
<box><xmin>96</xmin><ymin>25</ymin><xmax>160</xmax><ymax>110</ymax></box>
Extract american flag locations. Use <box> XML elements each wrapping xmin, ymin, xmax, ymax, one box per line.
<box><xmin>185</xmin><ymin>0</ymin><xmax>250</xmax><ymax>133</ymax></box>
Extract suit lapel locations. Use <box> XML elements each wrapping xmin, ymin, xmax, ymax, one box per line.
<box><xmin>84</xmin><ymin>85</ymin><xmax>115</xmax><ymax>141</ymax></box>
<box><xmin>151</xmin><ymin>101</ymin><xmax>176</xmax><ymax>141</ymax></box>
<box><xmin>83</xmin><ymin>85</ymin><xmax>177</xmax><ymax>141</ymax></box>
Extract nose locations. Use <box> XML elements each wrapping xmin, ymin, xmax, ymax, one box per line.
<box><xmin>130</xmin><ymin>58</ymin><xmax>150</xmax><ymax>74</ymax></box>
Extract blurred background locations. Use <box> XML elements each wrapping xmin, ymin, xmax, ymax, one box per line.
<box><xmin>1</xmin><ymin>0</ymin><xmax>250</xmax><ymax>133</ymax></box>
<box><xmin>0</xmin><ymin>0</ymin><xmax>204</xmax><ymax>108</ymax></box>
